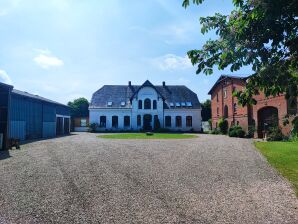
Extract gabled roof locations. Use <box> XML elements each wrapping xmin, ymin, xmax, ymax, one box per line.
<box><xmin>90</xmin><ymin>80</ymin><xmax>201</xmax><ymax>109</ymax></box>
<box><xmin>208</xmin><ymin>75</ymin><xmax>248</xmax><ymax>95</ymax></box>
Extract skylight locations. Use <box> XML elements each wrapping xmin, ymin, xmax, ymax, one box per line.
<box><xmin>170</xmin><ymin>102</ymin><xmax>174</xmax><ymax>107</ymax></box>
<box><xmin>181</xmin><ymin>102</ymin><xmax>186</xmax><ymax>107</ymax></box>
<box><xmin>121</xmin><ymin>101</ymin><xmax>126</xmax><ymax>106</ymax></box>
<box><xmin>176</xmin><ymin>102</ymin><xmax>181</xmax><ymax>107</ymax></box>
<box><xmin>186</xmin><ymin>102</ymin><xmax>192</xmax><ymax>107</ymax></box>
<box><xmin>107</xmin><ymin>101</ymin><xmax>113</xmax><ymax>106</ymax></box>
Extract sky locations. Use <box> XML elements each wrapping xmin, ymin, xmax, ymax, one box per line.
<box><xmin>0</xmin><ymin>0</ymin><xmax>252</xmax><ymax>104</ymax></box>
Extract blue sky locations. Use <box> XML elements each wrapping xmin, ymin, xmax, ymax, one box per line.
<box><xmin>0</xmin><ymin>0</ymin><xmax>252</xmax><ymax>104</ymax></box>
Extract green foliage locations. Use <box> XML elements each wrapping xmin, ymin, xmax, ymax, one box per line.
<box><xmin>267</xmin><ymin>126</ymin><xmax>284</xmax><ymax>141</ymax></box>
<box><xmin>292</xmin><ymin>116</ymin><xmax>298</xmax><ymax>135</ymax></box>
<box><xmin>67</xmin><ymin>98</ymin><xmax>89</xmax><ymax>118</ymax></box>
<box><xmin>228</xmin><ymin>125</ymin><xmax>245</xmax><ymax>138</ymax></box>
<box><xmin>201</xmin><ymin>99</ymin><xmax>211</xmax><ymax>121</ymax></box>
<box><xmin>218</xmin><ymin>118</ymin><xmax>228</xmax><ymax>134</ymax></box>
<box><xmin>183</xmin><ymin>0</ymin><xmax>298</xmax><ymax>106</ymax></box>
<box><xmin>88</xmin><ymin>123</ymin><xmax>98</xmax><ymax>133</ymax></box>
<box><xmin>247</xmin><ymin>125</ymin><xmax>256</xmax><ymax>138</ymax></box>
<box><xmin>208</xmin><ymin>118</ymin><xmax>212</xmax><ymax>129</ymax></box>
<box><xmin>210</xmin><ymin>128</ymin><xmax>220</xmax><ymax>135</ymax></box>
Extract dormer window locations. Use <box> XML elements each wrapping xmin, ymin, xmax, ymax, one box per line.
<box><xmin>181</xmin><ymin>102</ymin><xmax>186</xmax><ymax>107</ymax></box>
<box><xmin>107</xmin><ymin>101</ymin><xmax>113</xmax><ymax>107</ymax></box>
<box><xmin>176</xmin><ymin>102</ymin><xmax>181</xmax><ymax>107</ymax></box>
<box><xmin>170</xmin><ymin>102</ymin><xmax>174</xmax><ymax>107</ymax></box>
<box><xmin>186</xmin><ymin>102</ymin><xmax>192</xmax><ymax>107</ymax></box>
<box><xmin>121</xmin><ymin>101</ymin><xmax>126</xmax><ymax>107</ymax></box>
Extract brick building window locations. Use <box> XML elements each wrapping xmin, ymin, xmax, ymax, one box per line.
<box><xmin>165</xmin><ymin>116</ymin><xmax>171</xmax><ymax>127</ymax></box>
<box><xmin>216</xmin><ymin>93</ymin><xmax>219</xmax><ymax>102</ymax></box>
<box><xmin>99</xmin><ymin>116</ymin><xmax>106</xmax><ymax>127</ymax></box>
<box><xmin>233</xmin><ymin>103</ymin><xmax>237</xmax><ymax>113</ymax></box>
<box><xmin>176</xmin><ymin>116</ymin><xmax>182</xmax><ymax>127</ymax></box>
<box><xmin>223</xmin><ymin>88</ymin><xmax>227</xmax><ymax>98</ymax></box>
<box><xmin>217</xmin><ymin>107</ymin><xmax>219</xmax><ymax>116</ymax></box>
<box><xmin>186</xmin><ymin>116</ymin><xmax>192</xmax><ymax>127</ymax></box>
<box><xmin>112</xmin><ymin>116</ymin><xmax>118</xmax><ymax>128</ymax></box>
<box><xmin>224</xmin><ymin>105</ymin><xmax>228</xmax><ymax>118</ymax></box>
<box><xmin>124</xmin><ymin>116</ymin><xmax>130</xmax><ymax>127</ymax></box>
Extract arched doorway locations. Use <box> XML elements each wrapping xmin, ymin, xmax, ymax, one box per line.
<box><xmin>257</xmin><ymin>106</ymin><xmax>278</xmax><ymax>138</ymax></box>
<box><xmin>143</xmin><ymin>114</ymin><xmax>152</xmax><ymax>131</ymax></box>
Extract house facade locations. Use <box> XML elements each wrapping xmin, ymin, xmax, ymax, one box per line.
<box><xmin>89</xmin><ymin>80</ymin><xmax>202</xmax><ymax>131</ymax></box>
<box><xmin>209</xmin><ymin>75</ymin><xmax>297</xmax><ymax>138</ymax></box>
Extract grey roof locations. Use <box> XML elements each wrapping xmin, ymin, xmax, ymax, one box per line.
<box><xmin>90</xmin><ymin>80</ymin><xmax>201</xmax><ymax>109</ymax></box>
<box><xmin>12</xmin><ymin>89</ymin><xmax>69</xmax><ymax>107</ymax></box>
<box><xmin>208</xmin><ymin>75</ymin><xmax>249</xmax><ymax>95</ymax></box>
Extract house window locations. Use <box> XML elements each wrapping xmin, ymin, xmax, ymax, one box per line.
<box><xmin>237</xmin><ymin>121</ymin><xmax>239</xmax><ymax>126</ymax></box>
<box><xmin>112</xmin><ymin>116</ymin><xmax>118</xmax><ymax>128</ymax></box>
<box><xmin>232</xmin><ymin>86</ymin><xmax>236</xmax><ymax>94</ymax></box>
<box><xmin>215</xmin><ymin>122</ymin><xmax>218</xmax><ymax>128</ymax></box>
<box><xmin>223</xmin><ymin>88</ymin><xmax>227</xmax><ymax>98</ymax></box>
<box><xmin>153</xmin><ymin>100</ymin><xmax>157</xmax><ymax>109</ymax></box>
<box><xmin>216</xmin><ymin>93</ymin><xmax>219</xmax><ymax>102</ymax></box>
<box><xmin>124</xmin><ymin>116</ymin><xmax>130</xmax><ymax>127</ymax></box>
<box><xmin>217</xmin><ymin>107</ymin><xmax>219</xmax><ymax>116</ymax></box>
<box><xmin>138</xmin><ymin>100</ymin><xmax>142</xmax><ymax>109</ymax></box>
<box><xmin>176</xmin><ymin>116</ymin><xmax>182</xmax><ymax>127</ymax></box>
<box><xmin>144</xmin><ymin>98</ymin><xmax>151</xmax><ymax>109</ymax></box>
<box><xmin>99</xmin><ymin>116</ymin><xmax>106</xmax><ymax>127</ymax></box>
<box><xmin>80</xmin><ymin>119</ymin><xmax>87</xmax><ymax>127</ymax></box>
<box><xmin>137</xmin><ymin>115</ymin><xmax>141</xmax><ymax>126</ymax></box>
<box><xmin>154</xmin><ymin>115</ymin><xmax>159</xmax><ymax>129</ymax></box>
<box><xmin>165</xmin><ymin>116</ymin><xmax>171</xmax><ymax>127</ymax></box>
<box><xmin>224</xmin><ymin>105</ymin><xmax>228</xmax><ymax>118</ymax></box>
<box><xmin>186</xmin><ymin>116</ymin><xmax>192</xmax><ymax>127</ymax></box>
<box><xmin>233</xmin><ymin>103</ymin><xmax>237</xmax><ymax>113</ymax></box>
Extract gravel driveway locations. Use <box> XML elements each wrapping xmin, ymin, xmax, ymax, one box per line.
<box><xmin>0</xmin><ymin>133</ymin><xmax>297</xmax><ymax>223</ymax></box>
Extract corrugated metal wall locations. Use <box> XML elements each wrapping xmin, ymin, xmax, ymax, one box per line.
<box><xmin>9</xmin><ymin>94</ymin><xmax>70</xmax><ymax>141</ymax></box>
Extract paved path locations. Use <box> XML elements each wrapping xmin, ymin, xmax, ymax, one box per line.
<box><xmin>0</xmin><ymin>133</ymin><xmax>297</xmax><ymax>223</ymax></box>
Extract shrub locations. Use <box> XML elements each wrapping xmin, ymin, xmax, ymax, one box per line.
<box><xmin>247</xmin><ymin>125</ymin><xmax>256</xmax><ymax>138</ymax></box>
<box><xmin>88</xmin><ymin>123</ymin><xmax>98</xmax><ymax>133</ymax></box>
<box><xmin>266</xmin><ymin>126</ymin><xmax>284</xmax><ymax>141</ymax></box>
<box><xmin>210</xmin><ymin>128</ymin><xmax>221</xmax><ymax>135</ymax></box>
<box><xmin>218</xmin><ymin>118</ymin><xmax>228</xmax><ymax>134</ymax></box>
<box><xmin>228</xmin><ymin>125</ymin><xmax>245</xmax><ymax>138</ymax></box>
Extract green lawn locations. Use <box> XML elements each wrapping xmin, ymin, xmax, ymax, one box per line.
<box><xmin>97</xmin><ymin>133</ymin><xmax>198</xmax><ymax>139</ymax></box>
<box><xmin>255</xmin><ymin>141</ymin><xmax>298</xmax><ymax>196</ymax></box>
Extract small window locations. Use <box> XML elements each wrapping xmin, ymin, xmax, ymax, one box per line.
<box><xmin>176</xmin><ymin>116</ymin><xmax>182</xmax><ymax>127</ymax></box>
<box><xmin>223</xmin><ymin>88</ymin><xmax>227</xmax><ymax>98</ymax></box>
<box><xmin>107</xmin><ymin>101</ymin><xmax>113</xmax><ymax>107</ymax></box>
<box><xmin>176</xmin><ymin>102</ymin><xmax>181</xmax><ymax>107</ymax></box>
<box><xmin>137</xmin><ymin>115</ymin><xmax>141</xmax><ymax>126</ymax></box>
<box><xmin>216</xmin><ymin>93</ymin><xmax>219</xmax><ymax>102</ymax></box>
<box><xmin>165</xmin><ymin>116</ymin><xmax>171</xmax><ymax>127</ymax></box>
<box><xmin>215</xmin><ymin>122</ymin><xmax>218</xmax><ymax>128</ymax></box>
<box><xmin>170</xmin><ymin>102</ymin><xmax>174</xmax><ymax>107</ymax></box>
<box><xmin>233</xmin><ymin>103</ymin><xmax>237</xmax><ymax>113</ymax></box>
<box><xmin>121</xmin><ymin>101</ymin><xmax>126</xmax><ymax>107</ymax></box>
<box><xmin>112</xmin><ymin>116</ymin><xmax>118</xmax><ymax>128</ymax></box>
<box><xmin>81</xmin><ymin>119</ymin><xmax>87</xmax><ymax>127</ymax></box>
<box><xmin>186</xmin><ymin>116</ymin><xmax>192</xmax><ymax>127</ymax></box>
<box><xmin>237</xmin><ymin>121</ymin><xmax>239</xmax><ymax>126</ymax></box>
<box><xmin>99</xmin><ymin>116</ymin><xmax>106</xmax><ymax>127</ymax></box>
<box><xmin>144</xmin><ymin>98</ymin><xmax>151</xmax><ymax>109</ymax></box>
<box><xmin>138</xmin><ymin>100</ymin><xmax>142</xmax><ymax>109</ymax></box>
<box><xmin>153</xmin><ymin>100</ymin><xmax>157</xmax><ymax>110</ymax></box>
<box><xmin>224</xmin><ymin>105</ymin><xmax>228</xmax><ymax>118</ymax></box>
<box><xmin>232</xmin><ymin>86</ymin><xmax>236</xmax><ymax>94</ymax></box>
<box><xmin>217</xmin><ymin>107</ymin><xmax>219</xmax><ymax>116</ymax></box>
<box><xmin>181</xmin><ymin>102</ymin><xmax>186</xmax><ymax>107</ymax></box>
<box><xmin>124</xmin><ymin>116</ymin><xmax>130</xmax><ymax>127</ymax></box>
<box><xmin>186</xmin><ymin>102</ymin><xmax>192</xmax><ymax>107</ymax></box>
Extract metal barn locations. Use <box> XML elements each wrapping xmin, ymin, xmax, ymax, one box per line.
<box><xmin>0</xmin><ymin>82</ymin><xmax>70</xmax><ymax>150</ymax></box>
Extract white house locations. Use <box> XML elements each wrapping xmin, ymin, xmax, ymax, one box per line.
<box><xmin>89</xmin><ymin>80</ymin><xmax>202</xmax><ymax>131</ymax></box>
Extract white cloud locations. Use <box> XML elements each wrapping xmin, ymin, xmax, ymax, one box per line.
<box><xmin>151</xmin><ymin>54</ymin><xmax>192</xmax><ymax>71</ymax></box>
<box><xmin>0</xmin><ymin>69</ymin><xmax>13</xmax><ymax>85</ymax></box>
<box><xmin>33</xmin><ymin>49</ymin><xmax>64</xmax><ymax>69</ymax></box>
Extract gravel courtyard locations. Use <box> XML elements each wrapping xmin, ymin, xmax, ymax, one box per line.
<box><xmin>0</xmin><ymin>133</ymin><xmax>297</xmax><ymax>224</ymax></box>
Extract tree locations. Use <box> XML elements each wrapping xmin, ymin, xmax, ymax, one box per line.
<box><xmin>67</xmin><ymin>97</ymin><xmax>89</xmax><ymax>118</ymax></box>
<box><xmin>201</xmin><ymin>99</ymin><xmax>211</xmax><ymax>121</ymax></box>
<box><xmin>182</xmin><ymin>0</ymin><xmax>298</xmax><ymax>106</ymax></box>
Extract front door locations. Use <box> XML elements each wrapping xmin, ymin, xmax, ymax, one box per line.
<box><xmin>257</xmin><ymin>107</ymin><xmax>278</xmax><ymax>138</ymax></box>
<box><xmin>143</xmin><ymin>114</ymin><xmax>152</xmax><ymax>131</ymax></box>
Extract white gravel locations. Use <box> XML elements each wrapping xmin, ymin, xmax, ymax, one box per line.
<box><xmin>0</xmin><ymin>133</ymin><xmax>297</xmax><ymax>223</ymax></box>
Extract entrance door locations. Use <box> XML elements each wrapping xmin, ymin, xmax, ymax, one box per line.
<box><xmin>143</xmin><ymin>114</ymin><xmax>152</xmax><ymax>131</ymax></box>
<box><xmin>64</xmin><ymin>118</ymin><xmax>70</xmax><ymax>134</ymax></box>
<box><xmin>257</xmin><ymin>107</ymin><xmax>278</xmax><ymax>138</ymax></box>
<box><xmin>56</xmin><ymin>117</ymin><xmax>64</xmax><ymax>136</ymax></box>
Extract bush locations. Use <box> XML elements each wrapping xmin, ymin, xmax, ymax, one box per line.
<box><xmin>247</xmin><ymin>125</ymin><xmax>256</xmax><ymax>138</ymax></box>
<box><xmin>218</xmin><ymin>118</ymin><xmax>228</xmax><ymax>134</ymax></box>
<box><xmin>88</xmin><ymin>123</ymin><xmax>98</xmax><ymax>133</ymax></box>
<box><xmin>266</xmin><ymin>126</ymin><xmax>284</xmax><ymax>141</ymax></box>
<box><xmin>210</xmin><ymin>128</ymin><xmax>221</xmax><ymax>135</ymax></box>
<box><xmin>228</xmin><ymin>125</ymin><xmax>245</xmax><ymax>138</ymax></box>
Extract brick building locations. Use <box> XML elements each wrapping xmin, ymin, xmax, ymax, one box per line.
<box><xmin>208</xmin><ymin>75</ymin><xmax>297</xmax><ymax>138</ymax></box>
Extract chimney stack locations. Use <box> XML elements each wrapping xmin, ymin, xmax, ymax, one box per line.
<box><xmin>162</xmin><ymin>81</ymin><xmax>166</xmax><ymax>87</ymax></box>
<box><xmin>128</xmin><ymin>81</ymin><xmax>131</xmax><ymax>86</ymax></box>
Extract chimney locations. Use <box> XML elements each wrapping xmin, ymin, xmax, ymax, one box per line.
<box><xmin>128</xmin><ymin>81</ymin><xmax>131</xmax><ymax>86</ymax></box>
<box><xmin>162</xmin><ymin>81</ymin><xmax>166</xmax><ymax>87</ymax></box>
